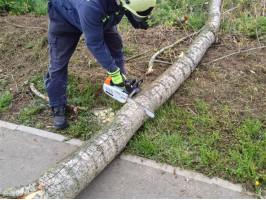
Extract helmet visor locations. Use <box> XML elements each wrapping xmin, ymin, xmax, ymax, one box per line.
<box><xmin>136</xmin><ymin>7</ymin><xmax>154</xmax><ymax>17</ymax></box>
<box><xmin>132</xmin><ymin>14</ymin><xmax>144</xmax><ymax>22</ymax></box>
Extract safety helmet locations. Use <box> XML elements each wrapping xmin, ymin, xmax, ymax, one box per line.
<box><xmin>120</xmin><ymin>0</ymin><xmax>156</xmax><ymax>18</ymax></box>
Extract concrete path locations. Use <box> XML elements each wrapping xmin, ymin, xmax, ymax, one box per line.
<box><xmin>0</xmin><ymin>121</ymin><xmax>81</xmax><ymax>190</ymax></box>
<box><xmin>0</xmin><ymin>120</ymin><xmax>255</xmax><ymax>198</ymax></box>
<box><xmin>77</xmin><ymin>155</ymin><xmax>254</xmax><ymax>199</ymax></box>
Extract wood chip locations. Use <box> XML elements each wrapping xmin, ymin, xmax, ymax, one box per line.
<box><xmin>73</xmin><ymin>106</ymin><xmax>78</xmax><ymax>114</ymax></box>
<box><xmin>38</xmin><ymin>185</ymin><xmax>44</xmax><ymax>190</ymax></box>
<box><xmin>250</xmin><ymin>70</ymin><xmax>256</xmax><ymax>74</ymax></box>
<box><xmin>178</xmin><ymin>51</ymin><xmax>184</xmax><ymax>58</ymax></box>
<box><xmin>145</xmin><ymin>66</ymin><xmax>154</xmax><ymax>75</ymax></box>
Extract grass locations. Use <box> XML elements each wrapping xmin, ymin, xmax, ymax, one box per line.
<box><xmin>30</xmin><ymin>74</ymin><xmax>114</xmax><ymax>109</ymax></box>
<box><xmin>125</xmin><ymin>99</ymin><xmax>265</xmax><ymax>194</ymax></box>
<box><xmin>16</xmin><ymin>74</ymin><xmax>122</xmax><ymax>139</ymax></box>
<box><xmin>0</xmin><ymin>91</ymin><xmax>13</xmax><ymax>112</ymax></box>
<box><xmin>19</xmin><ymin>106</ymin><xmax>44</xmax><ymax>125</ymax></box>
<box><xmin>0</xmin><ymin>78</ymin><xmax>9</xmax><ymax>88</ymax></box>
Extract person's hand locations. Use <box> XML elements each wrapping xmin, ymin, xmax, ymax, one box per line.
<box><xmin>107</xmin><ymin>68</ymin><xmax>127</xmax><ymax>87</ymax></box>
<box><xmin>139</xmin><ymin>15</ymin><xmax>156</xmax><ymax>30</ymax></box>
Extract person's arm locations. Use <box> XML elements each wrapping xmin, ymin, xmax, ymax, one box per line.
<box><xmin>78</xmin><ymin>2</ymin><xmax>118</xmax><ymax>73</ymax></box>
<box><xmin>124</xmin><ymin>10</ymin><xmax>142</xmax><ymax>29</ymax></box>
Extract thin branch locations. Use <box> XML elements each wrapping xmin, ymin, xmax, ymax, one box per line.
<box><xmin>154</xmin><ymin>60</ymin><xmax>173</xmax><ymax>65</ymax></box>
<box><xmin>206</xmin><ymin>46</ymin><xmax>266</xmax><ymax>64</ymax></box>
<box><xmin>254</xmin><ymin>6</ymin><xmax>262</xmax><ymax>46</ymax></box>
<box><xmin>30</xmin><ymin>83</ymin><xmax>49</xmax><ymax>101</ymax></box>
<box><xmin>2</xmin><ymin>19</ymin><xmax>47</xmax><ymax>31</ymax></box>
<box><xmin>29</xmin><ymin>83</ymin><xmax>88</xmax><ymax>111</ymax></box>
<box><xmin>146</xmin><ymin>29</ymin><xmax>202</xmax><ymax>76</ymax></box>
<box><xmin>223</xmin><ymin>6</ymin><xmax>239</xmax><ymax>14</ymax></box>
<box><xmin>126</xmin><ymin>49</ymin><xmax>153</xmax><ymax>62</ymax></box>
<box><xmin>263</xmin><ymin>0</ymin><xmax>265</xmax><ymax>16</ymax></box>
<box><xmin>11</xmin><ymin>74</ymin><xmax>19</xmax><ymax>93</ymax></box>
<box><xmin>149</xmin><ymin>29</ymin><xmax>202</xmax><ymax>68</ymax></box>
<box><xmin>178</xmin><ymin>104</ymin><xmax>194</xmax><ymax>107</ymax></box>
<box><xmin>187</xmin><ymin>107</ymin><xmax>197</xmax><ymax>115</ymax></box>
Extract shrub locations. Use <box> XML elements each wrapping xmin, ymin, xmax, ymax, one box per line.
<box><xmin>0</xmin><ymin>0</ymin><xmax>47</xmax><ymax>15</ymax></box>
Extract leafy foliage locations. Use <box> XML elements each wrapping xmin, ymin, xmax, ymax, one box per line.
<box><xmin>153</xmin><ymin>0</ymin><xmax>209</xmax><ymax>30</ymax></box>
<box><xmin>236</xmin><ymin>16</ymin><xmax>266</xmax><ymax>39</ymax></box>
<box><xmin>0</xmin><ymin>0</ymin><xmax>47</xmax><ymax>15</ymax></box>
<box><xmin>1</xmin><ymin>0</ymin><xmax>265</xmax><ymax>40</ymax></box>
<box><xmin>221</xmin><ymin>0</ymin><xmax>266</xmax><ymax>40</ymax></box>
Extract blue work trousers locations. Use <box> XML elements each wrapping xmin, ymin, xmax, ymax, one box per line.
<box><xmin>45</xmin><ymin>2</ymin><xmax>126</xmax><ymax>107</ymax></box>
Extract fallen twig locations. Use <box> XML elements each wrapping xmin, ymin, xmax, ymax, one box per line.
<box><xmin>263</xmin><ymin>0</ymin><xmax>265</xmax><ymax>16</ymax></box>
<box><xmin>126</xmin><ymin>49</ymin><xmax>153</xmax><ymax>62</ymax></box>
<box><xmin>154</xmin><ymin>60</ymin><xmax>173</xmax><ymax>65</ymax></box>
<box><xmin>206</xmin><ymin>46</ymin><xmax>266</xmax><ymax>64</ymax></box>
<box><xmin>178</xmin><ymin>104</ymin><xmax>194</xmax><ymax>107</ymax></box>
<box><xmin>147</xmin><ymin>29</ymin><xmax>202</xmax><ymax>75</ymax></box>
<box><xmin>2</xmin><ymin>19</ymin><xmax>47</xmax><ymax>31</ymax></box>
<box><xmin>11</xmin><ymin>74</ymin><xmax>19</xmax><ymax>93</ymax></box>
<box><xmin>30</xmin><ymin>83</ymin><xmax>49</xmax><ymax>101</ymax></box>
<box><xmin>29</xmin><ymin>83</ymin><xmax>88</xmax><ymax>112</ymax></box>
<box><xmin>223</xmin><ymin>6</ymin><xmax>239</xmax><ymax>14</ymax></box>
<box><xmin>145</xmin><ymin>65</ymin><xmax>154</xmax><ymax>76</ymax></box>
<box><xmin>187</xmin><ymin>107</ymin><xmax>197</xmax><ymax>115</ymax></box>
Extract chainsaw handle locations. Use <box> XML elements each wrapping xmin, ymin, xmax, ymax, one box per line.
<box><xmin>124</xmin><ymin>78</ymin><xmax>143</xmax><ymax>95</ymax></box>
<box><xmin>133</xmin><ymin>78</ymin><xmax>143</xmax><ymax>88</ymax></box>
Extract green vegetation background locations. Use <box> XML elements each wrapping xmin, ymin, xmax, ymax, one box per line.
<box><xmin>0</xmin><ymin>0</ymin><xmax>265</xmax><ymax>39</ymax></box>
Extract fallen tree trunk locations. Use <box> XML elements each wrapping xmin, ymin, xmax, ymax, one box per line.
<box><xmin>0</xmin><ymin>0</ymin><xmax>222</xmax><ymax>198</ymax></box>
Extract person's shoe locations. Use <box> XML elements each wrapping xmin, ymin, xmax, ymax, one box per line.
<box><xmin>52</xmin><ymin>105</ymin><xmax>67</xmax><ymax>130</ymax></box>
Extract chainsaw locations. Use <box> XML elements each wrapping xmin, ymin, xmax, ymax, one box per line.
<box><xmin>103</xmin><ymin>76</ymin><xmax>155</xmax><ymax>118</ymax></box>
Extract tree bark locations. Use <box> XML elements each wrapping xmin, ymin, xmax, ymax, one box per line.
<box><xmin>0</xmin><ymin>0</ymin><xmax>222</xmax><ymax>198</ymax></box>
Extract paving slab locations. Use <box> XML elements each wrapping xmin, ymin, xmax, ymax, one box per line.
<box><xmin>77</xmin><ymin>155</ymin><xmax>254</xmax><ymax>199</ymax></box>
<box><xmin>0</xmin><ymin>125</ymin><xmax>79</xmax><ymax>190</ymax></box>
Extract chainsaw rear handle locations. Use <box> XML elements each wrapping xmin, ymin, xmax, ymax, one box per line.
<box><xmin>133</xmin><ymin>78</ymin><xmax>143</xmax><ymax>88</ymax></box>
<box><xmin>125</xmin><ymin>78</ymin><xmax>143</xmax><ymax>94</ymax></box>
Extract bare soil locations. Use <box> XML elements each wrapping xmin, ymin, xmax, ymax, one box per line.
<box><xmin>0</xmin><ymin>15</ymin><xmax>265</xmax><ymax>129</ymax></box>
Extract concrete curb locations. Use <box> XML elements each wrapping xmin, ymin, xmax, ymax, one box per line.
<box><xmin>0</xmin><ymin>120</ymin><xmax>83</xmax><ymax>147</ymax></box>
<box><xmin>120</xmin><ymin>154</ymin><xmax>254</xmax><ymax>196</ymax></box>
